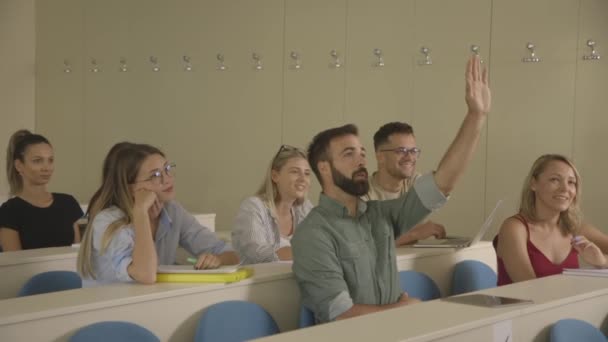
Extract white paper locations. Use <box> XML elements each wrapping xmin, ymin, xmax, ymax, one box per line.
<box><xmin>493</xmin><ymin>320</ymin><xmax>513</xmax><ymax>342</ymax></box>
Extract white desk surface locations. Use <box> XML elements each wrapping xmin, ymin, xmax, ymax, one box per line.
<box><xmin>254</xmin><ymin>274</ymin><xmax>608</xmax><ymax>342</ymax></box>
<box><xmin>0</xmin><ymin>246</ymin><xmax>77</xmax><ymax>267</ymax></box>
<box><xmin>0</xmin><ymin>243</ymin><xmax>496</xmax><ymax>341</ymax></box>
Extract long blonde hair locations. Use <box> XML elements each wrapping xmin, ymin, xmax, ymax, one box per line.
<box><xmin>5</xmin><ymin>130</ymin><xmax>51</xmax><ymax>195</ymax></box>
<box><xmin>77</xmin><ymin>143</ymin><xmax>164</xmax><ymax>279</ymax></box>
<box><xmin>256</xmin><ymin>145</ymin><xmax>307</xmax><ymax>218</ymax></box>
<box><xmin>519</xmin><ymin>154</ymin><xmax>582</xmax><ymax>234</ymax></box>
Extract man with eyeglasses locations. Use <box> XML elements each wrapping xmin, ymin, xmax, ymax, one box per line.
<box><xmin>292</xmin><ymin>55</ymin><xmax>490</xmax><ymax>323</ymax></box>
<box><xmin>364</xmin><ymin>122</ymin><xmax>446</xmax><ymax>246</ymax></box>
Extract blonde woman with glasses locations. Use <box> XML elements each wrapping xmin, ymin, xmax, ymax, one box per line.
<box><xmin>494</xmin><ymin>154</ymin><xmax>608</xmax><ymax>285</ymax></box>
<box><xmin>232</xmin><ymin>145</ymin><xmax>313</xmax><ymax>264</ymax></box>
<box><xmin>78</xmin><ymin>142</ymin><xmax>239</xmax><ymax>284</ymax></box>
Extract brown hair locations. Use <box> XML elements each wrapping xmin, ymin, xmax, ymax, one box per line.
<box><xmin>6</xmin><ymin>130</ymin><xmax>51</xmax><ymax>195</ymax></box>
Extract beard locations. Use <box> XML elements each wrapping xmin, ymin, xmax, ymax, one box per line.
<box><xmin>330</xmin><ymin>162</ymin><xmax>369</xmax><ymax>196</ymax></box>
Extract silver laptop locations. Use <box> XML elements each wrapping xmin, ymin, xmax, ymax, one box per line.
<box><xmin>412</xmin><ymin>200</ymin><xmax>503</xmax><ymax>248</ymax></box>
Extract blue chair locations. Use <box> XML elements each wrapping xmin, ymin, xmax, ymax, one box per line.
<box><xmin>398</xmin><ymin>270</ymin><xmax>440</xmax><ymax>301</ymax></box>
<box><xmin>550</xmin><ymin>319</ymin><xmax>608</xmax><ymax>342</ymax></box>
<box><xmin>195</xmin><ymin>300</ymin><xmax>280</xmax><ymax>342</ymax></box>
<box><xmin>18</xmin><ymin>270</ymin><xmax>82</xmax><ymax>297</ymax></box>
<box><xmin>69</xmin><ymin>321</ymin><xmax>160</xmax><ymax>342</ymax></box>
<box><xmin>299</xmin><ymin>306</ymin><xmax>315</xmax><ymax>328</ymax></box>
<box><xmin>451</xmin><ymin>260</ymin><xmax>497</xmax><ymax>295</ymax></box>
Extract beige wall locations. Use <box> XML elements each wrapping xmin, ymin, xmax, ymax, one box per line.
<box><xmin>0</xmin><ymin>0</ymin><xmax>36</xmax><ymax>199</ymax></box>
<box><xmin>32</xmin><ymin>0</ymin><xmax>607</xmax><ymax>235</ymax></box>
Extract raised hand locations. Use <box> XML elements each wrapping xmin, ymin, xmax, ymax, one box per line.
<box><xmin>465</xmin><ymin>55</ymin><xmax>491</xmax><ymax>116</ymax></box>
<box><xmin>133</xmin><ymin>188</ymin><xmax>158</xmax><ymax>213</ymax></box>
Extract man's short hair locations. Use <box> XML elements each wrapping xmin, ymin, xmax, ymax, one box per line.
<box><xmin>373</xmin><ymin>122</ymin><xmax>414</xmax><ymax>151</ymax></box>
<box><xmin>307</xmin><ymin>124</ymin><xmax>359</xmax><ymax>184</ymax></box>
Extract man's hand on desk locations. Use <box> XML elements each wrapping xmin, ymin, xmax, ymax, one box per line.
<box><xmin>395</xmin><ymin>221</ymin><xmax>447</xmax><ymax>247</ymax></box>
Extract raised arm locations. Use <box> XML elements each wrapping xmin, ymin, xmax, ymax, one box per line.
<box><xmin>434</xmin><ymin>55</ymin><xmax>491</xmax><ymax>195</ymax></box>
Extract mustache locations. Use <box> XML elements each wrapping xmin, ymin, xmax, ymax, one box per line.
<box><xmin>352</xmin><ymin>167</ymin><xmax>368</xmax><ymax>179</ymax></box>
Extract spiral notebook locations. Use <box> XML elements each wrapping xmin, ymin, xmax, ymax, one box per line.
<box><xmin>157</xmin><ymin>265</ymin><xmax>239</xmax><ymax>274</ymax></box>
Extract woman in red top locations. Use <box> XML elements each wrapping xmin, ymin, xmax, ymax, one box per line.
<box><xmin>494</xmin><ymin>154</ymin><xmax>607</xmax><ymax>285</ymax></box>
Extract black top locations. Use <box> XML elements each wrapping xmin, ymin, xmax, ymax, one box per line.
<box><xmin>0</xmin><ymin>193</ymin><xmax>84</xmax><ymax>250</ymax></box>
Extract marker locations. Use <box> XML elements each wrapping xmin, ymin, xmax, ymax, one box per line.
<box><xmin>187</xmin><ymin>257</ymin><xmax>198</xmax><ymax>265</ymax></box>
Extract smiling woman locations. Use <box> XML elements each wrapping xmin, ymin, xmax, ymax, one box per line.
<box><xmin>0</xmin><ymin>130</ymin><xmax>84</xmax><ymax>251</ymax></box>
<box><xmin>231</xmin><ymin>144</ymin><xmax>313</xmax><ymax>265</ymax></box>
<box><xmin>494</xmin><ymin>154</ymin><xmax>608</xmax><ymax>285</ymax></box>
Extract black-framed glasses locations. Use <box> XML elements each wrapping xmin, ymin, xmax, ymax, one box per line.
<box><xmin>379</xmin><ymin>147</ymin><xmax>421</xmax><ymax>158</ymax></box>
<box><xmin>134</xmin><ymin>163</ymin><xmax>176</xmax><ymax>185</ymax></box>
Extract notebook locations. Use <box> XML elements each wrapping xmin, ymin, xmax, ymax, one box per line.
<box><xmin>157</xmin><ymin>265</ymin><xmax>239</xmax><ymax>274</ymax></box>
<box><xmin>563</xmin><ymin>268</ymin><xmax>608</xmax><ymax>278</ymax></box>
<box><xmin>412</xmin><ymin>199</ymin><xmax>503</xmax><ymax>248</ymax></box>
<box><xmin>156</xmin><ymin>267</ymin><xmax>253</xmax><ymax>283</ymax></box>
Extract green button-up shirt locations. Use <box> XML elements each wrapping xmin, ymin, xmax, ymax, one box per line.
<box><xmin>292</xmin><ymin>173</ymin><xmax>447</xmax><ymax>322</ymax></box>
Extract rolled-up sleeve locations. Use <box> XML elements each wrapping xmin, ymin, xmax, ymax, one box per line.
<box><xmin>292</xmin><ymin>221</ymin><xmax>353</xmax><ymax>323</ymax></box>
<box><xmin>232</xmin><ymin>197</ymin><xmax>279</xmax><ymax>264</ymax></box>
<box><xmin>384</xmin><ymin>172</ymin><xmax>449</xmax><ymax>237</ymax></box>
<box><xmin>175</xmin><ymin>203</ymin><xmax>231</xmax><ymax>256</ymax></box>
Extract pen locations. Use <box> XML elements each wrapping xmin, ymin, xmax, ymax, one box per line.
<box><xmin>187</xmin><ymin>257</ymin><xmax>197</xmax><ymax>265</ymax></box>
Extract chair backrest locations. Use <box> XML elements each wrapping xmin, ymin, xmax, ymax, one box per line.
<box><xmin>398</xmin><ymin>270</ymin><xmax>440</xmax><ymax>301</ymax></box>
<box><xmin>69</xmin><ymin>321</ymin><xmax>160</xmax><ymax>342</ymax></box>
<box><xmin>451</xmin><ymin>260</ymin><xmax>497</xmax><ymax>295</ymax></box>
<box><xmin>195</xmin><ymin>300</ymin><xmax>280</xmax><ymax>342</ymax></box>
<box><xmin>550</xmin><ymin>319</ymin><xmax>608</xmax><ymax>342</ymax></box>
<box><xmin>18</xmin><ymin>270</ymin><xmax>82</xmax><ymax>297</ymax></box>
<box><xmin>299</xmin><ymin>306</ymin><xmax>315</xmax><ymax>328</ymax></box>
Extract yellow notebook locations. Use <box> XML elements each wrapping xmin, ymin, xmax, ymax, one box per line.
<box><xmin>156</xmin><ymin>267</ymin><xmax>253</xmax><ymax>283</ymax></box>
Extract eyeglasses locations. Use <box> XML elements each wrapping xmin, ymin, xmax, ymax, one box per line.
<box><xmin>134</xmin><ymin>163</ymin><xmax>176</xmax><ymax>185</ymax></box>
<box><xmin>272</xmin><ymin>144</ymin><xmax>298</xmax><ymax>162</ymax></box>
<box><xmin>379</xmin><ymin>147</ymin><xmax>421</xmax><ymax>158</ymax></box>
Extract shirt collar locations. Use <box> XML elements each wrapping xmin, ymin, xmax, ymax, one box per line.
<box><xmin>318</xmin><ymin>193</ymin><xmax>367</xmax><ymax>218</ymax></box>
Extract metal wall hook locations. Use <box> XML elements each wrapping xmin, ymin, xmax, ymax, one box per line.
<box><xmin>63</xmin><ymin>59</ymin><xmax>72</xmax><ymax>73</ymax></box>
<box><xmin>252</xmin><ymin>52</ymin><xmax>263</xmax><ymax>71</ymax></box>
<box><xmin>373</xmin><ymin>48</ymin><xmax>385</xmax><ymax>67</ymax></box>
<box><xmin>470</xmin><ymin>44</ymin><xmax>484</xmax><ymax>63</ymax></box>
<box><xmin>289</xmin><ymin>51</ymin><xmax>301</xmax><ymax>70</ymax></box>
<box><xmin>522</xmin><ymin>42</ymin><xmax>541</xmax><ymax>63</ymax></box>
<box><xmin>329</xmin><ymin>49</ymin><xmax>342</xmax><ymax>68</ymax></box>
<box><xmin>119</xmin><ymin>57</ymin><xmax>128</xmax><ymax>72</ymax></box>
<box><xmin>150</xmin><ymin>56</ymin><xmax>160</xmax><ymax>72</ymax></box>
<box><xmin>583</xmin><ymin>39</ymin><xmax>601</xmax><ymax>60</ymax></box>
<box><xmin>90</xmin><ymin>58</ymin><xmax>100</xmax><ymax>73</ymax></box>
<box><xmin>216</xmin><ymin>53</ymin><xmax>227</xmax><ymax>71</ymax></box>
<box><xmin>418</xmin><ymin>46</ymin><xmax>432</xmax><ymax>66</ymax></box>
<box><xmin>183</xmin><ymin>55</ymin><xmax>193</xmax><ymax>71</ymax></box>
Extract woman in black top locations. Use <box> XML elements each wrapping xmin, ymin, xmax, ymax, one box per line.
<box><xmin>0</xmin><ymin>130</ymin><xmax>83</xmax><ymax>250</ymax></box>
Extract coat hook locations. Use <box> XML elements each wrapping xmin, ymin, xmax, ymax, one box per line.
<box><xmin>90</xmin><ymin>58</ymin><xmax>100</xmax><ymax>73</ymax></box>
<box><xmin>373</xmin><ymin>48</ymin><xmax>385</xmax><ymax>67</ymax></box>
<box><xmin>183</xmin><ymin>55</ymin><xmax>193</xmax><ymax>71</ymax></box>
<box><xmin>418</xmin><ymin>47</ymin><xmax>432</xmax><ymax>66</ymax></box>
<box><xmin>150</xmin><ymin>56</ymin><xmax>160</xmax><ymax>71</ymax></box>
<box><xmin>119</xmin><ymin>57</ymin><xmax>128</xmax><ymax>72</ymax></box>
<box><xmin>252</xmin><ymin>52</ymin><xmax>263</xmax><ymax>71</ymax></box>
<box><xmin>583</xmin><ymin>39</ymin><xmax>601</xmax><ymax>60</ymax></box>
<box><xmin>329</xmin><ymin>50</ymin><xmax>342</xmax><ymax>68</ymax></box>
<box><xmin>290</xmin><ymin>51</ymin><xmax>301</xmax><ymax>70</ymax></box>
<box><xmin>216</xmin><ymin>53</ymin><xmax>227</xmax><ymax>71</ymax></box>
<box><xmin>522</xmin><ymin>42</ymin><xmax>541</xmax><ymax>63</ymax></box>
<box><xmin>63</xmin><ymin>59</ymin><xmax>72</xmax><ymax>73</ymax></box>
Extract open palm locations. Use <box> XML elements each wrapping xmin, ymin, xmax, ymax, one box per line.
<box><xmin>465</xmin><ymin>56</ymin><xmax>491</xmax><ymax>114</ymax></box>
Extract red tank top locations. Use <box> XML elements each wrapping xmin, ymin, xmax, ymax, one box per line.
<box><xmin>493</xmin><ymin>214</ymin><xmax>579</xmax><ymax>286</ymax></box>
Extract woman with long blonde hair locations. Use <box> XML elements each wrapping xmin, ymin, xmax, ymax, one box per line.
<box><xmin>78</xmin><ymin>142</ymin><xmax>238</xmax><ymax>284</ymax></box>
<box><xmin>494</xmin><ymin>154</ymin><xmax>607</xmax><ymax>285</ymax></box>
<box><xmin>0</xmin><ymin>130</ymin><xmax>83</xmax><ymax>250</ymax></box>
<box><xmin>232</xmin><ymin>145</ymin><xmax>313</xmax><ymax>264</ymax></box>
